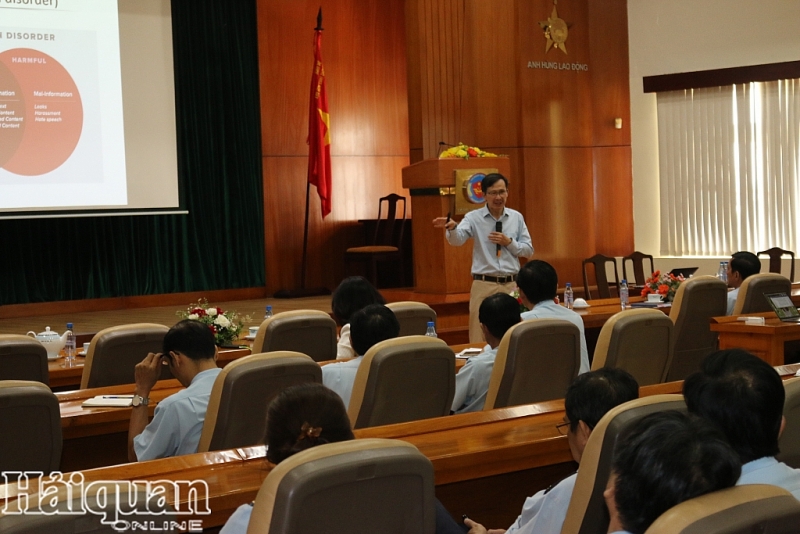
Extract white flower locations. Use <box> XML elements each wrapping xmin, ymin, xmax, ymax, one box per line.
<box><xmin>206</xmin><ymin>308</ymin><xmax>218</xmax><ymax>317</ymax></box>
<box><xmin>188</xmin><ymin>313</ymin><xmax>199</xmax><ymax>320</ymax></box>
<box><xmin>214</xmin><ymin>315</ymin><xmax>231</xmax><ymax>328</ymax></box>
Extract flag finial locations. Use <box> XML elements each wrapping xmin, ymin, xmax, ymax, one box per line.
<box><xmin>315</xmin><ymin>7</ymin><xmax>323</xmax><ymax>31</ymax></box>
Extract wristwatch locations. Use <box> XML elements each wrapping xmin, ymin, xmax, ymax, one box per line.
<box><xmin>131</xmin><ymin>395</ymin><xmax>149</xmax><ymax>407</ymax></box>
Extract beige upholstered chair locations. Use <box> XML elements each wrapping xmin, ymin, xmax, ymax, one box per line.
<box><xmin>645</xmin><ymin>485</ymin><xmax>800</xmax><ymax>534</ymax></box>
<box><xmin>386</xmin><ymin>301</ymin><xmax>437</xmax><ymax>337</ymax></box>
<box><xmin>246</xmin><ymin>438</ymin><xmax>435</xmax><ymax>534</ymax></box>
<box><xmin>198</xmin><ymin>351</ymin><xmax>322</xmax><ymax>452</ymax></box>
<box><xmin>591</xmin><ymin>309</ymin><xmax>673</xmax><ymax>386</ymax></box>
<box><xmin>778</xmin><ymin>377</ymin><xmax>800</xmax><ymax>469</ymax></box>
<box><xmin>484</xmin><ymin>319</ymin><xmax>581</xmax><ymax>411</ymax></box>
<box><xmin>347</xmin><ymin>336</ymin><xmax>454</xmax><ymax>429</ymax></box>
<box><xmin>666</xmin><ymin>276</ymin><xmax>728</xmax><ymax>382</ymax></box>
<box><xmin>81</xmin><ymin>323</ymin><xmax>170</xmax><ymax>389</ymax></box>
<box><xmin>0</xmin><ymin>380</ymin><xmax>62</xmax><ymax>474</ymax></box>
<box><xmin>0</xmin><ymin>483</ymin><xmax>176</xmax><ymax>533</ymax></box>
<box><xmin>252</xmin><ymin>310</ymin><xmax>337</xmax><ymax>362</ymax></box>
<box><xmin>561</xmin><ymin>394</ymin><xmax>687</xmax><ymax>534</ymax></box>
<box><xmin>0</xmin><ymin>334</ymin><xmax>49</xmax><ymax>385</ymax></box>
<box><xmin>731</xmin><ymin>273</ymin><xmax>792</xmax><ymax>315</ymax></box>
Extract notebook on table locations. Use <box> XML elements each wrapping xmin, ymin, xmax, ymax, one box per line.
<box><xmin>764</xmin><ymin>292</ymin><xmax>800</xmax><ymax>323</ymax></box>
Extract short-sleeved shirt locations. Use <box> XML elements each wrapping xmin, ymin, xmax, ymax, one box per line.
<box><xmin>506</xmin><ymin>472</ymin><xmax>577</xmax><ymax>534</ymax></box>
<box><xmin>446</xmin><ymin>206</ymin><xmax>534</xmax><ymax>275</ymax></box>
<box><xmin>737</xmin><ymin>456</ymin><xmax>800</xmax><ymax>499</ymax></box>
<box><xmin>521</xmin><ymin>301</ymin><xmax>590</xmax><ymax>375</ymax></box>
<box><xmin>133</xmin><ymin>367</ymin><xmax>222</xmax><ymax>461</ymax></box>
<box><xmin>451</xmin><ymin>346</ymin><xmax>498</xmax><ymax>414</ymax></box>
<box><xmin>220</xmin><ymin>502</ymin><xmax>252</xmax><ymax>534</ymax></box>
<box><xmin>336</xmin><ymin>323</ymin><xmax>356</xmax><ymax>360</ymax></box>
<box><xmin>727</xmin><ymin>287</ymin><xmax>740</xmax><ymax>315</ymax></box>
<box><xmin>321</xmin><ymin>356</ymin><xmax>363</xmax><ymax>408</ymax></box>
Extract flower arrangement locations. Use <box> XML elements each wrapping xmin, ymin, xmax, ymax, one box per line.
<box><xmin>640</xmin><ymin>271</ymin><xmax>685</xmax><ymax>302</ymax></box>
<box><xmin>510</xmin><ymin>286</ymin><xmax>530</xmax><ymax>313</ymax></box>
<box><xmin>439</xmin><ymin>143</ymin><xmax>499</xmax><ymax>159</ymax></box>
<box><xmin>177</xmin><ymin>299</ymin><xmax>250</xmax><ymax>346</ymax></box>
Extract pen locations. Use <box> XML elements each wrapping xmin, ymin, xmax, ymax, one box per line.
<box><xmin>445</xmin><ymin>211</ymin><xmax>451</xmax><ymax>229</ymax></box>
<box><xmin>101</xmin><ymin>395</ymin><xmax>134</xmax><ymax>399</ymax></box>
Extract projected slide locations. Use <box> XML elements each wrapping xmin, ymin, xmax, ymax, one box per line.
<box><xmin>0</xmin><ymin>0</ymin><xmax>127</xmax><ymax>209</ymax></box>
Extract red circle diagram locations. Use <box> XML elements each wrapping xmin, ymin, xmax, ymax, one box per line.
<box><xmin>0</xmin><ymin>48</ymin><xmax>83</xmax><ymax>176</ymax></box>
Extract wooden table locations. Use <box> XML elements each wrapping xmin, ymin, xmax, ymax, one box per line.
<box><xmin>711</xmin><ymin>313</ymin><xmax>800</xmax><ymax>366</ymax></box>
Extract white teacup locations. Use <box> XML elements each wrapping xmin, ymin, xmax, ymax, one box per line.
<box><xmin>646</xmin><ymin>294</ymin><xmax>662</xmax><ymax>303</ymax></box>
<box><xmin>248</xmin><ymin>326</ymin><xmax>259</xmax><ymax>337</ymax></box>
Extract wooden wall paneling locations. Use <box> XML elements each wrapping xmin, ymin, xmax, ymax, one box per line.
<box><xmin>523</xmin><ymin>147</ymin><xmax>595</xmax><ymax>287</ymax></box>
<box><xmin>406</xmin><ymin>0</ymin><xmax>424</xmax><ymax>155</ymax></box>
<box><xmin>592</xmin><ymin>146</ymin><xmax>634</xmax><ymax>256</ymax></box>
<box><xmin>587</xmin><ymin>0</ymin><xmax>632</xmax><ymax>147</ymax></box>
<box><xmin>516</xmin><ymin>0</ymin><xmax>594</xmax><ymax>148</ymax></box>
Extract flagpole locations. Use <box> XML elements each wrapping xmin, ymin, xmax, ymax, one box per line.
<box><xmin>274</xmin><ymin>8</ymin><xmax>331</xmax><ymax>299</ymax></box>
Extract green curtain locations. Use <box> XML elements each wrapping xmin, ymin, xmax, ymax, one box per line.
<box><xmin>0</xmin><ymin>0</ymin><xmax>264</xmax><ymax>305</ymax></box>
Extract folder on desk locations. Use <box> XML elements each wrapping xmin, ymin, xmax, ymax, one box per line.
<box><xmin>81</xmin><ymin>395</ymin><xmax>134</xmax><ymax>407</ymax></box>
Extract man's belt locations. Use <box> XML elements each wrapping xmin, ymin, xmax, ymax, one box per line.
<box><xmin>473</xmin><ymin>274</ymin><xmax>517</xmax><ymax>284</ymax></box>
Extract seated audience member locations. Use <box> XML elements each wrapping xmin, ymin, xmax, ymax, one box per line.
<box><xmin>683</xmin><ymin>349</ymin><xmax>800</xmax><ymax>499</ymax></box>
<box><xmin>128</xmin><ymin>319</ymin><xmax>222</xmax><ymax>462</ymax></box>
<box><xmin>220</xmin><ymin>383</ymin><xmax>466</xmax><ymax>534</ymax></box>
<box><xmin>465</xmin><ymin>368</ymin><xmax>639</xmax><ymax>534</ymax></box>
<box><xmin>726</xmin><ymin>251</ymin><xmax>761</xmax><ymax>315</ymax></box>
<box><xmin>605</xmin><ymin>411</ymin><xmax>741</xmax><ymax>534</ymax></box>
<box><xmin>331</xmin><ymin>276</ymin><xmax>386</xmax><ymax>359</ymax></box>
<box><xmin>452</xmin><ymin>293</ymin><xmax>521</xmax><ymax>413</ymax></box>
<box><xmin>322</xmin><ymin>304</ymin><xmax>400</xmax><ymax>407</ymax></box>
<box><xmin>517</xmin><ymin>260</ymin><xmax>589</xmax><ymax>374</ymax></box>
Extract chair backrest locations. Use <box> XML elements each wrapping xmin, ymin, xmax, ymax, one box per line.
<box><xmin>582</xmin><ymin>254</ymin><xmax>620</xmax><ymax>300</ymax></box>
<box><xmin>758</xmin><ymin>247</ymin><xmax>796</xmax><ymax>282</ymax></box>
<box><xmin>253</xmin><ymin>310</ymin><xmax>337</xmax><ymax>362</ymax></box>
<box><xmin>622</xmin><ymin>251</ymin><xmax>655</xmax><ymax>287</ymax></box>
<box><xmin>666</xmin><ymin>276</ymin><xmax>728</xmax><ymax>382</ymax></box>
<box><xmin>198</xmin><ymin>351</ymin><xmax>322</xmax><ymax>452</ymax></box>
<box><xmin>484</xmin><ymin>319</ymin><xmax>581</xmax><ymax>410</ymax></box>
<box><xmin>0</xmin><ymin>380</ymin><xmax>62</xmax><ymax>474</ymax></box>
<box><xmin>591</xmin><ymin>309</ymin><xmax>673</xmax><ymax>386</ymax></box>
<box><xmin>0</xmin><ymin>335</ymin><xmax>49</xmax><ymax>385</ymax></box>
<box><xmin>0</xmin><ymin>483</ymin><xmax>177</xmax><ymax>533</ymax></box>
<box><xmin>81</xmin><ymin>323</ymin><xmax>170</xmax><ymax>389</ymax></box>
<box><xmin>732</xmin><ymin>273</ymin><xmax>792</xmax><ymax>315</ymax></box>
<box><xmin>373</xmin><ymin>193</ymin><xmax>407</xmax><ymax>249</ymax></box>
<box><xmin>385</xmin><ymin>301</ymin><xmax>437</xmax><ymax>336</ymax></box>
<box><xmin>645</xmin><ymin>485</ymin><xmax>800</xmax><ymax>534</ymax></box>
<box><xmin>347</xmin><ymin>336</ymin><xmax>454</xmax><ymax>429</ymax></box>
<box><xmin>247</xmin><ymin>438</ymin><xmax>435</xmax><ymax>534</ymax></box>
<box><xmin>778</xmin><ymin>377</ymin><xmax>800</xmax><ymax>469</ymax></box>
<box><xmin>561</xmin><ymin>394</ymin><xmax>687</xmax><ymax>534</ymax></box>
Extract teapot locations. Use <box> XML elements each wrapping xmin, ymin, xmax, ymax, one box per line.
<box><xmin>27</xmin><ymin>326</ymin><xmax>68</xmax><ymax>360</ymax></box>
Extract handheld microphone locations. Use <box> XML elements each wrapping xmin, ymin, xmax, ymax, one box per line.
<box><xmin>496</xmin><ymin>221</ymin><xmax>502</xmax><ymax>257</ymax></box>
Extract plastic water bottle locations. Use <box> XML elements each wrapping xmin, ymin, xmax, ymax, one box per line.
<box><xmin>425</xmin><ymin>321</ymin><xmax>437</xmax><ymax>338</ymax></box>
<box><xmin>564</xmin><ymin>283</ymin><xmax>574</xmax><ymax>309</ymax></box>
<box><xmin>619</xmin><ymin>280</ymin><xmax>629</xmax><ymax>309</ymax></box>
<box><xmin>65</xmin><ymin>322</ymin><xmax>76</xmax><ymax>360</ymax></box>
<box><xmin>718</xmin><ymin>261</ymin><xmax>728</xmax><ymax>283</ymax></box>
<box><xmin>264</xmin><ymin>305</ymin><xmax>273</xmax><ymax>320</ymax></box>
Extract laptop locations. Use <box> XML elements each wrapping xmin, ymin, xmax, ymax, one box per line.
<box><xmin>764</xmin><ymin>292</ymin><xmax>800</xmax><ymax>323</ymax></box>
<box><xmin>668</xmin><ymin>267</ymin><xmax>699</xmax><ymax>279</ymax></box>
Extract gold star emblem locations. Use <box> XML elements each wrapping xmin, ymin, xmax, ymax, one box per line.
<box><xmin>539</xmin><ymin>1</ymin><xmax>570</xmax><ymax>55</ymax></box>
<box><xmin>318</xmin><ymin>109</ymin><xmax>331</xmax><ymax>145</ymax></box>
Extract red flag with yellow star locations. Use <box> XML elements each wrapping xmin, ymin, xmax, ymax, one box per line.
<box><xmin>307</xmin><ymin>25</ymin><xmax>332</xmax><ymax>218</ymax></box>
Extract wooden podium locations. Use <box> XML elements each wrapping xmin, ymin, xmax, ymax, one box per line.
<box><xmin>402</xmin><ymin>157</ymin><xmax>512</xmax><ymax>294</ymax></box>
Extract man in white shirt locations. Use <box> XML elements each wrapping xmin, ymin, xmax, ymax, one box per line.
<box><xmin>128</xmin><ymin>319</ymin><xmax>222</xmax><ymax>462</ymax></box>
<box><xmin>452</xmin><ymin>293</ymin><xmax>521</xmax><ymax>414</ymax></box>
<box><xmin>684</xmin><ymin>348</ymin><xmax>800</xmax><ymax>499</ymax></box>
<box><xmin>725</xmin><ymin>251</ymin><xmax>761</xmax><ymax>315</ymax></box>
<box><xmin>464</xmin><ymin>368</ymin><xmax>639</xmax><ymax>534</ymax></box>
<box><xmin>517</xmin><ymin>260</ymin><xmax>590</xmax><ymax>374</ymax></box>
<box><xmin>322</xmin><ymin>304</ymin><xmax>400</xmax><ymax>408</ymax></box>
<box><xmin>433</xmin><ymin>173</ymin><xmax>534</xmax><ymax>343</ymax></box>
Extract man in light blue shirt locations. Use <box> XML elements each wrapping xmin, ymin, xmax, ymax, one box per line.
<box><xmin>684</xmin><ymin>349</ymin><xmax>800</xmax><ymax>499</ymax></box>
<box><xmin>517</xmin><ymin>260</ymin><xmax>590</xmax><ymax>374</ymax></box>
<box><xmin>322</xmin><ymin>304</ymin><xmax>400</xmax><ymax>408</ymax></box>
<box><xmin>452</xmin><ymin>293</ymin><xmax>520</xmax><ymax>414</ymax></box>
<box><xmin>128</xmin><ymin>319</ymin><xmax>222</xmax><ymax>462</ymax></box>
<box><xmin>433</xmin><ymin>173</ymin><xmax>534</xmax><ymax>342</ymax></box>
<box><xmin>725</xmin><ymin>251</ymin><xmax>761</xmax><ymax>314</ymax></box>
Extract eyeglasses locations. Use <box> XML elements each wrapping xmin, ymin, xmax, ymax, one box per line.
<box><xmin>556</xmin><ymin>421</ymin><xmax>571</xmax><ymax>436</ymax></box>
<box><xmin>485</xmin><ymin>189</ymin><xmax>508</xmax><ymax>197</ymax></box>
